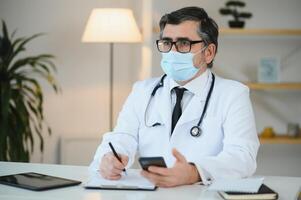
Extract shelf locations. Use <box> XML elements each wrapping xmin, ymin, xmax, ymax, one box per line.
<box><xmin>153</xmin><ymin>27</ymin><xmax>301</xmax><ymax>36</ymax></box>
<box><xmin>260</xmin><ymin>136</ymin><xmax>301</xmax><ymax>144</ymax></box>
<box><xmin>244</xmin><ymin>82</ymin><xmax>301</xmax><ymax>90</ymax></box>
<box><xmin>219</xmin><ymin>28</ymin><xmax>301</xmax><ymax>36</ymax></box>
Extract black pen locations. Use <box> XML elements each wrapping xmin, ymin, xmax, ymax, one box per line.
<box><xmin>108</xmin><ymin>142</ymin><xmax>127</xmax><ymax>175</ymax></box>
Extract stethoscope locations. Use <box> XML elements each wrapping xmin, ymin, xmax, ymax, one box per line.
<box><xmin>144</xmin><ymin>72</ymin><xmax>215</xmax><ymax>137</ymax></box>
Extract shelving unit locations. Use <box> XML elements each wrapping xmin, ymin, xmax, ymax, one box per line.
<box><xmin>153</xmin><ymin>27</ymin><xmax>301</xmax><ymax>36</ymax></box>
<box><xmin>260</xmin><ymin>136</ymin><xmax>301</xmax><ymax>144</ymax></box>
<box><xmin>219</xmin><ymin>28</ymin><xmax>301</xmax><ymax>36</ymax></box>
<box><xmin>245</xmin><ymin>82</ymin><xmax>301</xmax><ymax>90</ymax></box>
<box><xmin>227</xmin><ymin>28</ymin><xmax>301</xmax><ymax>144</ymax></box>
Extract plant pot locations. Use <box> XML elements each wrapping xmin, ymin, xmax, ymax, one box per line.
<box><xmin>228</xmin><ymin>20</ymin><xmax>245</xmax><ymax>28</ymax></box>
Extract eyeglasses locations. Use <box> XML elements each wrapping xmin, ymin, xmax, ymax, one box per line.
<box><xmin>156</xmin><ymin>39</ymin><xmax>204</xmax><ymax>53</ymax></box>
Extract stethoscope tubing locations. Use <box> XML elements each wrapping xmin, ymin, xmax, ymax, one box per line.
<box><xmin>144</xmin><ymin>72</ymin><xmax>215</xmax><ymax>137</ymax></box>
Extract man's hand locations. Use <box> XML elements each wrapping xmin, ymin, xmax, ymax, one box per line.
<box><xmin>99</xmin><ymin>152</ymin><xmax>128</xmax><ymax>180</ymax></box>
<box><xmin>141</xmin><ymin>148</ymin><xmax>201</xmax><ymax>187</ymax></box>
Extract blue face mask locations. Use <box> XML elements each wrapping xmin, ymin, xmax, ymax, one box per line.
<box><xmin>160</xmin><ymin>51</ymin><xmax>201</xmax><ymax>81</ymax></box>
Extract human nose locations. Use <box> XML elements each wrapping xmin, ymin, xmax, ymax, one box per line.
<box><xmin>170</xmin><ymin>42</ymin><xmax>177</xmax><ymax>52</ymax></box>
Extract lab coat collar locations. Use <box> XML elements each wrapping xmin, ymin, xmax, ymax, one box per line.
<box><xmin>169</xmin><ymin>69</ymin><xmax>210</xmax><ymax>98</ymax></box>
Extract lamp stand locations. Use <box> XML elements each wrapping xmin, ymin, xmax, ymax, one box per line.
<box><xmin>109</xmin><ymin>42</ymin><xmax>114</xmax><ymax>131</ymax></box>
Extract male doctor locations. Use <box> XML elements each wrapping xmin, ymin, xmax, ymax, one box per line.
<box><xmin>90</xmin><ymin>7</ymin><xmax>259</xmax><ymax>187</ymax></box>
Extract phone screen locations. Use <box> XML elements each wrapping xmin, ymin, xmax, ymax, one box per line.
<box><xmin>138</xmin><ymin>157</ymin><xmax>167</xmax><ymax>171</ymax></box>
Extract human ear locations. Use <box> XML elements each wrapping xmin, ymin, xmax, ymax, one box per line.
<box><xmin>204</xmin><ymin>43</ymin><xmax>216</xmax><ymax>65</ymax></box>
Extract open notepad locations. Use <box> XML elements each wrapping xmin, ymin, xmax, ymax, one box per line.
<box><xmin>85</xmin><ymin>169</ymin><xmax>156</xmax><ymax>191</ymax></box>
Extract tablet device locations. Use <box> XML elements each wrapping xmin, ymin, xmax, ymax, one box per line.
<box><xmin>138</xmin><ymin>157</ymin><xmax>167</xmax><ymax>171</ymax></box>
<box><xmin>0</xmin><ymin>172</ymin><xmax>81</xmax><ymax>191</ymax></box>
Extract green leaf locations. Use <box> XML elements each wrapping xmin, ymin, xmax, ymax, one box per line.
<box><xmin>0</xmin><ymin>21</ymin><xmax>60</xmax><ymax>162</ymax></box>
<box><xmin>2</xmin><ymin>20</ymin><xmax>9</xmax><ymax>40</ymax></box>
<box><xmin>9</xmin><ymin>55</ymin><xmax>52</xmax><ymax>73</ymax></box>
<box><xmin>8</xmin><ymin>33</ymin><xmax>44</xmax><ymax>67</ymax></box>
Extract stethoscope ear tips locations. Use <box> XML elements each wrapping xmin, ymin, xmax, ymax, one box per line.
<box><xmin>190</xmin><ymin>126</ymin><xmax>202</xmax><ymax>137</ymax></box>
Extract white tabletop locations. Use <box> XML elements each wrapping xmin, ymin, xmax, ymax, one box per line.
<box><xmin>0</xmin><ymin>162</ymin><xmax>300</xmax><ymax>200</ymax></box>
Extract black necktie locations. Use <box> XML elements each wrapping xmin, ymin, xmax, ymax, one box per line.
<box><xmin>171</xmin><ymin>87</ymin><xmax>186</xmax><ymax>134</ymax></box>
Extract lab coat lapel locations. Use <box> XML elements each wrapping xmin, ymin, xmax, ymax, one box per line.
<box><xmin>176</xmin><ymin>93</ymin><xmax>206</xmax><ymax>127</ymax></box>
<box><xmin>176</xmin><ymin>73</ymin><xmax>213</xmax><ymax>127</ymax></box>
<box><xmin>147</xmin><ymin>77</ymin><xmax>172</xmax><ymax>129</ymax></box>
<box><xmin>158</xmin><ymin>78</ymin><xmax>172</xmax><ymax>130</ymax></box>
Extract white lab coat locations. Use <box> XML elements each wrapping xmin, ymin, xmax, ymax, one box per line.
<box><xmin>90</xmin><ymin>71</ymin><xmax>260</xmax><ymax>184</ymax></box>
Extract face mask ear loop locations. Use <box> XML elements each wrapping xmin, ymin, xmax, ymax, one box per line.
<box><xmin>198</xmin><ymin>45</ymin><xmax>208</xmax><ymax>54</ymax></box>
<box><xmin>192</xmin><ymin>45</ymin><xmax>208</xmax><ymax>69</ymax></box>
<box><xmin>194</xmin><ymin>45</ymin><xmax>208</xmax><ymax>56</ymax></box>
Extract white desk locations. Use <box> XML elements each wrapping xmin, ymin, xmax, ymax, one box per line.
<box><xmin>0</xmin><ymin>162</ymin><xmax>300</xmax><ymax>200</ymax></box>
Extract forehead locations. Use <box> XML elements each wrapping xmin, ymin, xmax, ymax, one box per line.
<box><xmin>162</xmin><ymin>20</ymin><xmax>201</xmax><ymax>40</ymax></box>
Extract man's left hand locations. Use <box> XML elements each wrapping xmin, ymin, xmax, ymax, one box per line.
<box><xmin>141</xmin><ymin>148</ymin><xmax>201</xmax><ymax>188</ymax></box>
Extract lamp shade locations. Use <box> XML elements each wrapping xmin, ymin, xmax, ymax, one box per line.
<box><xmin>82</xmin><ymin>8</ymin><xmax>142</xmax><ymax>43</ymax></box>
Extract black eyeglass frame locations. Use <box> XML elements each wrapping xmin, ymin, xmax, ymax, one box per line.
<box><xmin>156</xmin><ymin>39</ymin><xmax>204</xmax><ymax>53</ymax></box>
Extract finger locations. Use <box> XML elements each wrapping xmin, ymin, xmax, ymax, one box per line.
<box><xmin>102</xmin><ymin>161</ymin><xmax>123</xmax><ymax>175</ymax></box>
<box><xmin>102</xmin><ymin>155</ymin><xmax>122</xmax><ymax>171</ymax></box>
<box><xmin>102</xmin><ymin>170</ymin><xmax>122</xmax><ymax>179</ymax></box>
<box><xmin>172</xmin><ymin>148</ymin><xmax>186</xmax><ymax>163</ymax></box>
<box><xmin>120</xmin><ymin>155</ymin><xmax>129</xmax><ymax>165</ymax></box>
<box><xmin>110</xmin><ymin>156</ymin><xmax>126</xmax><ymax>170</ymax></box>
<box><xmin>141</xmin><ymin>170</ymin><xmax>165</xmax><ymax>184</ymax></box>
<box><xmin>100</xmin><ymin>168</ymin><xmax>117</xmax><ymax>180</ymax></box>
<box><xmin>141</xmin><ymin>170</ymin><xmax>173</xmax><ymax>187</ymax></box>
<box><xmin>107</xmin><ymin>174</ymin><xmax>122</xmax><ymax>180</ymax></box>
<box><xmin>103</xmin><ymin>172</ymin><xmax>121</xmax><ymax>180</ymax></box>
<box><xmin>110</xmin><ymin>167</ymin><xmax>123</xmax><ymax>175</ymax></box>
<box><xmin>148</xmin><ymin>166</ymin><xmax>171</xmax><ymax>176</ymax></box>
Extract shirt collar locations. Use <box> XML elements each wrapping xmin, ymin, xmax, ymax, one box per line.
<box><xmin>169</xmin><ymin>69</ymin><xmax>210</xmax><ymax>96</ymax></box>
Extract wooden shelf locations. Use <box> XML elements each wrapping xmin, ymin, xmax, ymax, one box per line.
<box><xmin>244</xmin><ymin>82</ymin><xmax>301</xmax><ymax>90</ymax></box>
<box><xmin>153</xmin><ymin>27</ymin><xmax>301</xmax><ymax>36</ymax></box>
<box><xmin>260</xmin><ymin>136</ymin><xmax>301</xmax><ymax>144</ymax></box>
<box><xmin>219</xmin><ymin>28</ymin><xmax>301</xmax><ymax>36</ymax></box>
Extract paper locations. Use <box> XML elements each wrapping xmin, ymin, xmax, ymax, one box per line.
<box><xmin>85</xmin><ymin>169</ymin><xmax>155</xmax><ymax>190</ymax></box>
<box><xmin>208</xmin><ymin>177</ymin><xmax>264</xmax><ymax>193</ymax></box>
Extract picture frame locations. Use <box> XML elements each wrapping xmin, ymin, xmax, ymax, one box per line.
<box><xmin>258</xmin><ymin>57</ymin><xmax>281</xmax><ymax>83</ymax></box>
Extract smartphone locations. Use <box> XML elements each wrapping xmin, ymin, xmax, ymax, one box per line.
<box><xmin>138</xmin><ymin>157</ymin><xmax>167</xmax><ymax>171</ymax></box>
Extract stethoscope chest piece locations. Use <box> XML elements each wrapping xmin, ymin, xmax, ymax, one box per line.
<box><xmin>190</xmin><ymin>126</ymin><xmax>202</xmax><ymax>137</ymax></box>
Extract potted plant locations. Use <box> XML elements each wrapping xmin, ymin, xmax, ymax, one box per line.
<box><xmin>219</xmin><ymin>0</ymin><xmax>252</xmax><ymax>28</ymax></box>
<box><xmin>0</xmin><ymin>21</ymin><xmax>60</xmax><ymax>162</ymax></box>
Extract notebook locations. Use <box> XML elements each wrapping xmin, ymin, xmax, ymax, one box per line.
<box><xmin>208</xmin><ymin>177</ymin><xmax>264</xmax><ymax>193</ymax></box>
<box><xmin>85</xmin><ymin>169</ymin><xmax>156</xmax><ymax>191</ymax></box>
<box><xmin>219</xmin><ymin>184</ymin><xmax>278</xmax><ymax>200</ymax></box>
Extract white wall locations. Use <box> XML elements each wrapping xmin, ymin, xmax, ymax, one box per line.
<box><xmin>0</xmin><ymin>0</ymin><xmax>141</xmax><ymax>163</ymax></box>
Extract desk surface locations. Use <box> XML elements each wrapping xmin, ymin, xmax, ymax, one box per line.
<box><xmin>0</xmin><ymin>162</ymin><xmax>300</xmax><ymax>200</ymax></box>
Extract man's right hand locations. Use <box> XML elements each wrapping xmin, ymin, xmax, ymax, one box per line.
<box><xmin>99</xmin><ymin>152</ymin><xmax>129</xmax><ymax>180</ymax></box>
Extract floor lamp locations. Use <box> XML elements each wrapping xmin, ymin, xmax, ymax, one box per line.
<box><xmin>82</xmin><ymin>8</ymin><xmax>141</xmax><ymax>130</ymax></box>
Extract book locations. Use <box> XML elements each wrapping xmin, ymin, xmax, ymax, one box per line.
<box><xmin>85</xmin><ymin>169</ymin><xmax>156</xmax><ymax>191</ymax></box>
<box><xmin>219</xmin><ymin>184</ymin><xmax>278</xmax><ymax>200</ymax></box>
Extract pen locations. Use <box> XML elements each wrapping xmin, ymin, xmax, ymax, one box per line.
<box><xmin>108</xmin><ymin>142</ymin><xmax>127</xmax><ymax>175</ymax></box>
